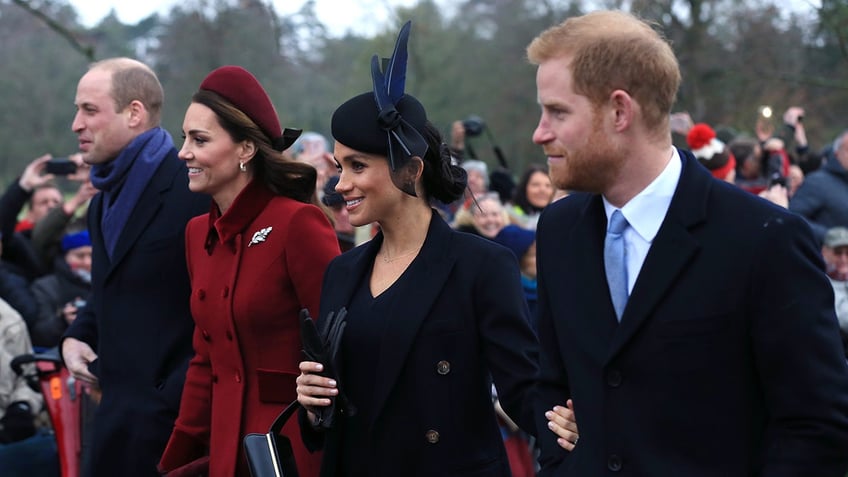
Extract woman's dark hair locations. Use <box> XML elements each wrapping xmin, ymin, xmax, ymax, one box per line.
<box><xmin>512</xmin><ymin>164</ymin><xmax>550</xmax><ymax>214</ymax></box>
<box><xmin>420</xmin><ymin>121</ymin><xmax>467</xmax><ymax>204</ymax></box>
<box><xmin>192</xmin><ymin>90</ymin><xmax>320</xmax><ymax>207</ymax></box>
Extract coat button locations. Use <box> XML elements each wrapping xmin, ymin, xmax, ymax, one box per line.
<box><xmin>607</xmin><ymin>454</ymin><xmax>623</xmax><ymax>472</ymax></box>
<box><xmin>235</xmin><ymin>372</ymin><xmax>241</xmax><ymax>383</ymax></box>
<box><xmin>222</xmin><ymin>286</ymin><xmax>229</xmax><ymax>298</ymax></box>
<box><xmin>606</xmin><ymin>369</ymin><xmax>623</xmax><ymax>387</ymax></box>
<box><xmin>201</xmin><ymin>330</ymin><xmax>210</xmax><ymax>341</ymax></box>
<box><xmin>197</xmin><ymin>289</ymin><xmax>206</xmax><ymax>300</ymax></box>
<box><xmin>436</xmin><ymin>360</ymin><xmax>450</xmax><ymax>375</ymax></box>
<box><xmin>425</xmin><ymin>429</ymin><xmax>440</xmax><ymax>444</ymax></box>
<box><xmin>226</xmin><ymin>330</ymin><xmax>234</xmax><ymax>341</ymax></box>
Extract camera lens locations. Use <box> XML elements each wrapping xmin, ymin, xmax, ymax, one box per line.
<box><xmin>462</xmin><ymin>116</ymin><xmax>485</xmax><ymax>137</ymax></box>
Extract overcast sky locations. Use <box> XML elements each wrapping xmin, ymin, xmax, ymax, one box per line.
<box><xmin>67</xmin><ymin>0</ymin><xmax>420</xmax><ymax>37</ymax></box>
<box><xmin>67</xmin><ymin>0</ymin><xmax>822</xmax><ymax>37</ymax></box>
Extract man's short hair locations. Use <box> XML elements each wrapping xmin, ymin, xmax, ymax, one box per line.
<box><xmin>526</xmin><ymin>10</ymin><xmax>681</xmax><ymax>130</ymax></box>
<box><xmin>90</xmin><ymin>58</ymin><xmax>164</xmax><ymax>126</ymax></box>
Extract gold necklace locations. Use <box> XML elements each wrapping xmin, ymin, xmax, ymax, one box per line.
<box><xmin>380</xmin><ymin>246</ymin><xmax>422</xmax><ymax>263</ymax></box>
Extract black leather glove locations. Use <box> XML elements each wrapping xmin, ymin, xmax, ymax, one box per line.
<box><xmin>0</xmin><ymin>401</ymin><xmax>36</xmax><ymax>443</ymax></box>
<box><xmin>300</xmin><ymin>308</ymin><xmax>356</xmax><ymax>429</ymax></box>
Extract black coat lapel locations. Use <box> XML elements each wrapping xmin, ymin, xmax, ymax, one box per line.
<box><xmin>568</xmin><ymin>195</ymin><xmax>621</xmax><ymax>362</ymax></box>
<box><xmin>606</xmin><ymin>151</ymin><xmax>710</xmax><ymax>361</ymax></box>
<box><xmin>370</xmin><ymin>214</ymin><xmax>456</xmax><ymax>425</ymax></box>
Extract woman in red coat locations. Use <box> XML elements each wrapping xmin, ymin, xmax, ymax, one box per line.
<box><xmin>158</xmin><ymin>66</ymin><xmax>340</xmax><ymax>476</ymax></box>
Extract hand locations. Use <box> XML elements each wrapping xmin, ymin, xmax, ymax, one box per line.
<box><xmin>451</xmin><ymin>120</ymin><xmax>466</xmax><ymax>150</ymax></box>
<box><xmin>63</xmin><ymin>180</ymin><xmax>97</xmax><ymax>216</ymax></box>
<box><xmin>756</xmin><ymin>117</ymin><xmax>774</xmax><ymax>143</ymax></box>
<box><xmin>546</xmin><ymin>399</ymin><xmax>580</xmax><ymax>451</ymax></box>
<box><xmin>296</xmin><ymin>361</ymin><xmax>338</xmax><ymax>426</ymax></box>
<box><xmin>669</xmin><ymin>111</ymin><xmax>694</xmax><ymax>136</ymax></box>
<box><xmin>783</xmin><ymin>106</ymin><xmax>805</xmax><ymax>127</ymax></box>
<box><xmin>62</xmin><ymin>301</ymin><xmax>79</xmax><ymax>324</ymax></box>
<box><xmin>61</xmin><ymin>337</ymin><xmax>98</xmax><ymax>385</ymax></box>
<box><xmin>18</xmin><ymin>155</ymin><xmax>53</xmax><ymax>191</ymax></box>
<box><xmin>66</xmin><ymin>153</ymin><xmax>91</xmax><ymax>182</ymax></box>
<box><xmin>300</xmin><ymin>308</ymin><xmax>354</xmax><ymax>428</ymax></box>
<box><xmin>759</xmin><ymin>183</ymin><xmax>789</xmax><ymax>208</ymax></box>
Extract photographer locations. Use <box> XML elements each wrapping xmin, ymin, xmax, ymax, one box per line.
<box><xmin>790</xmin><ymin>129</ymin><xmax>848</xmax><ymax>244</ymax></box>
<box><xmin>0</xmin><ymin>154</ymin><xmax>93</xmax><ymax>282</ymax></box>
<box><xmin>29</xmin><ymin>228</ymin><xmax>92</xmax><ymax>348</ymax></box>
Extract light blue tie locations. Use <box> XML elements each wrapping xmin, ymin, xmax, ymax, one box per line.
<box><xmin>605</xmin><ymin>210</ymin><xmax>629</xmax><ymax>321</ymax></box>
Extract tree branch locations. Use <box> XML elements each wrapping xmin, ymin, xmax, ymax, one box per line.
<box><xmin>10</xmin><ymin>0</ymin><xmax>95</xmax><ymax>60</ymax></box>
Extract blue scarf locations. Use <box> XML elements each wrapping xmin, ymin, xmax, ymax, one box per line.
<box><xmin>90</xmin><ymin>127</ymin><xmax>173</xmax><ymax>258</ymax></box>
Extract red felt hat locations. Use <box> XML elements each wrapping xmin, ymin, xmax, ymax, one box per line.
<box><xmin>200</xmin><ymin>66</ymin><xmax>298</xmax><ymax>151</ymax></box>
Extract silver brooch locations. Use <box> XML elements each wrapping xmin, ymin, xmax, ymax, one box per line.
<box><xmin>248</xmin><ymin>227</ymin><xmax>272</xmax><ymax>247</ymax></box>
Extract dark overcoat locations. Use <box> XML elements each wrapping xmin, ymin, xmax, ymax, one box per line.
<box><xmin>535</xmin><ymin>150</ymin><xmax>848</xmax><ymax>476</ymax></box>
<box><xmin>63</xmin><ymin>151</ymin><xmax>208</xmax><ymax>476</ymax></box>
<box><xmin>303</xmin><ymin>212</ymin><xmax>539</xmax><ymax>477</ymax></box>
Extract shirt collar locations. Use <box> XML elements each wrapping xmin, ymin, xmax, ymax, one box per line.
<box><xmin>603</xmin><ymin>147</ymin><xmax>682</xmax><ymax>242</ymax></box>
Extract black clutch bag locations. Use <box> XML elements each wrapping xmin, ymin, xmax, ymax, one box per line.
<box><xmin>243</xmin><ymin>400</ymin><xmax>301</xmax><ymax>477</ymax></box>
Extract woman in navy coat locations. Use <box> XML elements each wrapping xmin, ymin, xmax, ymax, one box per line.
<box><xmin>296</xmin><ymin>22</ymin><xmax>539</xmax><ymax>476</ymax></box>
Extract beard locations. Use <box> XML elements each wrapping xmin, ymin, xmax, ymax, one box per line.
<box><xmin>547</xmin><ymin>115</ymin><xmax>627</xmax><ymax>194</ymax></box>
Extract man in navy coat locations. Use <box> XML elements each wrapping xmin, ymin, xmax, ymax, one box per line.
<box><xmin>528</xmin><ymin>11</ymin><xmax>848</xmax><ymax>476</ymax></box>
<box><xmin>60</xmin><ymin>58</ymin><xmax>208</xmax><ymax>476</ymax></box>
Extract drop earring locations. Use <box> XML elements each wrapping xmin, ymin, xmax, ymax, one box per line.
<box><xmin>239</xmin><ymin>161</ymin><xmax>247</xmax><ymax>172</ymax></box>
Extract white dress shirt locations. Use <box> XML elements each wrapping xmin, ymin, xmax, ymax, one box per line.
<box><xmin>603</xmin><ymin>148</ymin><xmax>682</xmax><ymax>294</ymax></box>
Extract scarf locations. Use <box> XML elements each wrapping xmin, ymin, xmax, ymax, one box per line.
<box><xmin>90</xmin><ymin>127</ymin><xmax>173</xmax><ymax>258</ymax></box>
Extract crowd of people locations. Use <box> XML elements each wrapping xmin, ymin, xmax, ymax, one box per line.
<box><xmin>0</xmin><ymin>9</ymin><xmax>847</xmax><ymax>477</ymax></box>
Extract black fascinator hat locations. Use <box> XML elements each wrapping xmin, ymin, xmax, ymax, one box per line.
<box><xmin>331</xmin><ymin>21</ymin><xmax>428</xmax><ymax>196</ymax></box>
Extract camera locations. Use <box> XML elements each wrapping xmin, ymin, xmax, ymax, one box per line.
<box><xmin>462</xmin><ymin>115</ymin><xmax>485</xmax><ymax>137</ymax></box>
<box><xmin>769</xmin><ymin>173</ymin><xmax>787</xmax><ymax>188</ymax></box>
<box><xmin>45</xmin><ymin>157</ymin><xmax>78</xmax><ymax>175</ymax></box>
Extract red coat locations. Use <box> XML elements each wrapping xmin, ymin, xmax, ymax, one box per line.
<box><xmin>159</xmin><ymin>179</ymin><xmax>339</xmax><ymax>476</ymax></box>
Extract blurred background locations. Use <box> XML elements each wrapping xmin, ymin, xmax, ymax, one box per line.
<box><xmin>0</xmin><ymin>0</ymin><xmax>845</xmax><ymax>183</ymax></box>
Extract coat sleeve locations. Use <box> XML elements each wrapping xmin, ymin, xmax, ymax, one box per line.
<box><xmin>30</xmin><ymin>206</ymin><xmax>73</xmax><ymax>268</ymax></box>
<box><xmin>285</xmin><ymin>206</ymin><xmax>340</xmax><ymax>320</ymax></box>
<box><xmin>534</xmin><ymin>216</ymin><xmax>574</xmax><ymax>475</ymax></box>
<box><xmin>752</xmin><ymin>212</ymin><xmax>848</xmax><ymax>475</ymax></box>
<box><xmin>474</xmin><ymin>243</ymin><xmax>539</xmax><ymax>436</ymax></box>
<box><xmin>29</xmin><ymin>277</ymin><xmax>67</xmax><ymax>348</ymax></box>
<box><xmin>788</xmin><ymin>176</ymin><xmax>828</xmax><ymax>242</ymax></box>
<box><xmin>0</xmin><ymin>304</ymin><xmax>42</xmax><ymax>414</ymax></box>
<box><xmin>159</xmin><ymin>222</ymin><xmax>211</xmax><ymax>472</ymax></box>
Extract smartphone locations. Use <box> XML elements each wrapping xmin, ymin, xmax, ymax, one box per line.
<box><xmin>45</xmin><ymin>157</ymin><xmax>78</xmax><ymax>175</ymax></box>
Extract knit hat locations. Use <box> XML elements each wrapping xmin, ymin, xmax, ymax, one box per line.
<box><xmin>199</xmin><ymin>66</ymin><xmax>301</xmax><ymax>151</ymax></box>
<box><xmin>686</xmin><ymin>123</ymin><xmax>736</xmax><ymax>180</ymax></box>
<box><xmin>322</xmin><ymin>176</ymin><xmax>344</xmax><ymax>208</ymax></box>
<box><xmin>493</xmin><ymin>225</ymin><xmax>535</xmax><ymax>262</ymax></box>
<box><xmin>61</xmin><ymin>230</ymin><xmax>91</xmax><ymax>252</ymax></box>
